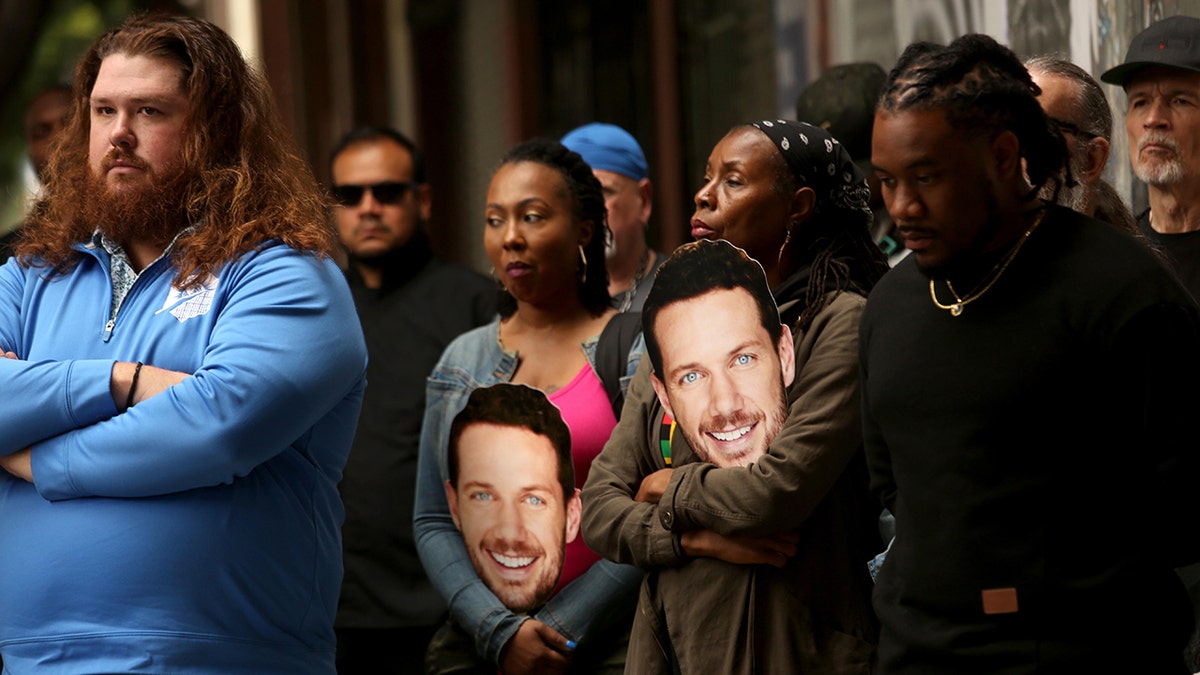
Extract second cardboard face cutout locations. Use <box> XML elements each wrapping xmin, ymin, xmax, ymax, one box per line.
<box><xmin>445</xmin><ymin>386</ymin><xmax>581</xmax><ymax>614</ymax></box>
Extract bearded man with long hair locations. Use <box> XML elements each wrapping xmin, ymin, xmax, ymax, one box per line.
<box><xmin>0</xmin><ymin>13</ymin><xmax>366</xmax><ymax>674</ymax></box>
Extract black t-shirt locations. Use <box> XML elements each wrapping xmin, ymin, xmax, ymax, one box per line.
<box><xmin>1138</xmin><ymin>208</ymin><xmax>1200</xmax><ymax>302</ymax></box>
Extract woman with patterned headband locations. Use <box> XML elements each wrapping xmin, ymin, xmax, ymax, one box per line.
<box><xmin>583</xmin><ymin>119</ymin><xmax>889</xmax><ymax>673</ymax></box>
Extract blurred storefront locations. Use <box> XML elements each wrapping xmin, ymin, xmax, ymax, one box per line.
<box><xmin>5</xmin><ymin>0</ymin><xmax>1200</xmax><ymax>266</ymax></box>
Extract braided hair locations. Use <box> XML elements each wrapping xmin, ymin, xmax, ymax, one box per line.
<box><xmin>792</xmin><ymin>206</ymin><xmax>889</xmax><ymax>333</ymax></box>
<box><xmin>493</xmin><ymin>138</ymin><xmax>611</xmax><ymax>318</ymax></box>
<box><xmin>878</xmin><ymin>34</ymin><xmax>1069</xmax><ymax>200</ymax></box>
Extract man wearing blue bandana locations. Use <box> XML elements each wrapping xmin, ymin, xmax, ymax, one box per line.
<box><xmin>562</xmin><ymin>123</ymin><xmax>666</xmax><ymax>312</ymax></box>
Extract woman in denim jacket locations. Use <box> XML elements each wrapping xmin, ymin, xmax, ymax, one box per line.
<box><xmin>415</xmin><ymin>138</ymin><xmax>644</xmax><ymax>674</ymax></box>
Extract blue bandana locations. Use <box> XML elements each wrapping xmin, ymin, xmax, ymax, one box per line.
<box><xmin>561</xmin><ymin>123</ymin><xmax>649</xmax><ymax>181</ymax></box>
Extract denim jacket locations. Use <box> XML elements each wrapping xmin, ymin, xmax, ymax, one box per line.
<box><xmin>414</xmin><ymin>319</ymin><xmax>644</xmax><ymax>667</ymax></box>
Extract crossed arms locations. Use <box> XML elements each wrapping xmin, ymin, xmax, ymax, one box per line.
<box><xmin>0</xmin><ymin>248</ymin><xmax>367</xmax><ymax>499</ymax></box>
<box><xmin>581</xmin><ymin>292</ymin><xmax>870</xmax><ymax>566</ymax></box>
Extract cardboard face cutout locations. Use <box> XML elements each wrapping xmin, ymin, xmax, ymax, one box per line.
<box><xmin>446</xmin><ymin>386</ymin><xmax>581</xmax><ymax>614</ymax></box>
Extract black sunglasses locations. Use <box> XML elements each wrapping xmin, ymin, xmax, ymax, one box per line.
<box><xmin>332</xmin><ymin>181</ymin><xmax>421</xmax><ymax>207</ymax></box>
<box><xmin>1049</xmin><ymin>117</ymin><xmax>1099</xmax><ymax>141</ymax></box>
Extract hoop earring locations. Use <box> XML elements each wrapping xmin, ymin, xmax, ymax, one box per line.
<box><xmin>490</xmin><ymin>267</ymin><xmax>506</xmax><ymax>291</ymax></box>
<box><xmin>782</xmin><ymin>220</ymin><xmax>798</xmax><ymax>248</ymax></box>
<box><xmin>578</xmin><ymin>245</ymin><xmax>588</xmax><ymax>285</ymax></box>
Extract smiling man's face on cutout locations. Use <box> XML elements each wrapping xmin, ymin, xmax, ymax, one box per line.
<box><xmin>446</xmin><ymin>423</ymin><xmax>581</xmax><ymax>613</ymax></box>
<box><xmin>650</xmin><ymin>287</ymin><xmax>794</xmax><ymax>468</ymax></box>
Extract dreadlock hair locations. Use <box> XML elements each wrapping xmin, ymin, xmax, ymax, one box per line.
<box><xmin>759</xmin><ymin>140</ymin><xmax>889</xmax><ymax>333</ymax></box>
<box><xmin>878</xmin><ymin>34</ymin><xmax>1069</xmax><ymax>203</ymax></box>
<box><xmin>492</xmin><ymin>138</ymin><xmax>611</xmax><ymax>319</ymax></box>
<box><xmin>790</xmin><ymin>212</ymin><xmax>890</xmax><ymax>334</ymax></box>
<box><xmin>19</xmin><ymin>13</ymin><xmax>334</xmax><ymax>286</ymax></box>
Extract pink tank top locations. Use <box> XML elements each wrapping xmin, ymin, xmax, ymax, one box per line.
<box><xmin>548</xmin><ymin>362</ymin><xmax>618</xmax><ymax>590</ymax></box>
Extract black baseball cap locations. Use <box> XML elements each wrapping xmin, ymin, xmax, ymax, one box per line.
<box><xmin>1100</xmin><ymin>15</ymin><xmax>1200</xmax><ymax>87</ymax></box>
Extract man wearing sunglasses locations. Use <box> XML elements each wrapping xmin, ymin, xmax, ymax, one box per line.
<box><xmin>1026</xmin><ymin>56</ymin><xmax>1138</xmax><ymax>234</ymax></box>
<box><xmin>328</xmin><ymin>126</ymin><xmax>496</xmax><ymax>674</ymax></box>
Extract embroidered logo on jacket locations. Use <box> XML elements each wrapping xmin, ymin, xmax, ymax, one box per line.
<box><xmin>156</xmin><ymin>274</ymin><xmax>219</xmax><ymax>322</ymax></box>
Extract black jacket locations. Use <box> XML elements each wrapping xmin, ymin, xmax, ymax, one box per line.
<box><xmin>337</xmin><ymin>235</ymin><xmax>497</xmax><ymax>629</ymax></box>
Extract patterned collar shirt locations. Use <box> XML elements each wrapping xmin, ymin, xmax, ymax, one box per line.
<box><xmin>93</xmin><ymin>228</ymin><xmax>192</xmax><ymax>323</ymax></box>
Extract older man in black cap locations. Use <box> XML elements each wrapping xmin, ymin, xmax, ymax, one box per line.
<box><xmin>1102</xmin><ymin>15</ymin><xmax>1200</xmax><ymax>299</ymax></box>
<box><xmin>1103</xmin><ymin>17</ymin><xmax>1200</xmax><ymax>670</ymax></box>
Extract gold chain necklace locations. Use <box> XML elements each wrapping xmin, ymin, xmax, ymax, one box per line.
<box><xmin>929</xmin><ymin>209</ymin><xmax>1047</xmax><ymax>317</ymax></box>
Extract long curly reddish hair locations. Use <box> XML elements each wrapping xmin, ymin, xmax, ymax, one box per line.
<box><xmin>18</xmin><ymin>13</ymin><xmax>335</xmax><ymax>287</ymax></box>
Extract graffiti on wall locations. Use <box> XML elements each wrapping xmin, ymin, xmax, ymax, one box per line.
<box><xmin>908</xmin><ymin>0</ymin><xmax>986</xmax><ymax>43</ymax></box>
<box><xmin>1008</xmin><ymin>0</ymin><xmax>1070</xmax><ymax>58</ymax></box>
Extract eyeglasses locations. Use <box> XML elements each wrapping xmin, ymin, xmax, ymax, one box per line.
<box><xmin>332</xmin><ymin>181</ymin><xmax>421</xmax><ymax>207</ymax></box>
<box><xmin>1049</xmin><ymin>117</ymin><xmax>1099</xmax><ymax>142</ymax></box>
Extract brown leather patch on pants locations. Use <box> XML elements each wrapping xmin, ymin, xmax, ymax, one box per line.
<box><xmin>981</xmin><ymin>587</ymin><xmax>1019</xmax><ymax>615</ymax></box>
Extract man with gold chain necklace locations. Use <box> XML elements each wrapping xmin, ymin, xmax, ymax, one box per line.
<box><xmin>863</xmin><ymin>34</ymin><xmax>1200</xmax><ymax>673</ymax></box>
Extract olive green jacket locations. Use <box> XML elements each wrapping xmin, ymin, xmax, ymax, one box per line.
<box><xmin>581</xmin><ymin>290</ymin><xmax>880</xmax><ymax>674</ymax></box>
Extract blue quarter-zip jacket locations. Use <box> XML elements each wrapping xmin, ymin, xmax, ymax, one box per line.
<box><xmin>0</xmin><ymin>240</ymin><xmax>367</xmax><ymax>674</ymax></box>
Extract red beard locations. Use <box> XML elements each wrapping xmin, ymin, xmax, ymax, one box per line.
<box><xmin>82</xmin><ymin>149</ymin><xmax>192</xmax><ymax>249</ymax></box>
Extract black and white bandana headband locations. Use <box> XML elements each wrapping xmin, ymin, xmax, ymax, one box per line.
<box><xmin>748</xmin><ymin>119</ymin><xmax>872</xmax><ymax>222</ymax></box>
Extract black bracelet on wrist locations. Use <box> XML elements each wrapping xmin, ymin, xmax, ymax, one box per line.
<box><xmin>126</xmin><ymin>361</ymin><xmax>143</xmax><ymax>410</ymax></box>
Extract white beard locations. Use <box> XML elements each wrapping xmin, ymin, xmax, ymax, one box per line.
<box><xmin>1135</xmin><ymin>132</ymin><xmax>1187</xmax><ymax>187</ymax></box>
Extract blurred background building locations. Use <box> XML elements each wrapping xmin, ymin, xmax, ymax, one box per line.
<box><xmin>2</xmin><ymin>0</ymin><xmax>1197</xmax><ymax>269</ymax></box>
